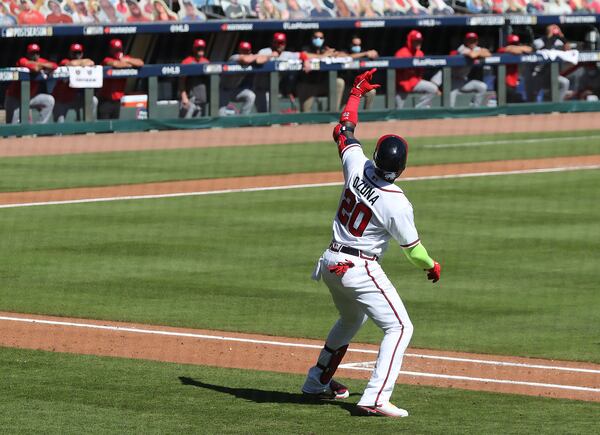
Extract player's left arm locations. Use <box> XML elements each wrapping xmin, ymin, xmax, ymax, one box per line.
<box><xmin>389</xmin><ymin>205</ymin><xmax>441</xmax><ymax>283</ymax></box>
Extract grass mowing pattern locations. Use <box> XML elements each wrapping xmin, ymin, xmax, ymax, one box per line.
<box><xmin>1</xmin><ymin>170</ymin><xmax>598</xmax><ymax>362</ymax></box>
<box><xmin>1</xmin><ymin>347</ymin><xmax>598</xmax><ymax>434</ymax></box>
<box><xmin>0</xmin><ymin>130</ymin><xmax>598</xmax><ymax>192</ymax></box>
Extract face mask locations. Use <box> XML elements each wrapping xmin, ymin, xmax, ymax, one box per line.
<box><xmin>351</xmin><ymin>45</ymin><xmax>361</xmax><ymax>53</ymax></box>
<box><xmin>312</xmin><ymin>37</ymin><xmax>324</xmax><ymax>48</ymax></box>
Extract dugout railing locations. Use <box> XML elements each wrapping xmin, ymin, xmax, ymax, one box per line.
<box><xmin>2</xmin><ymin>51</ymin><xmax>600</xmax><ymax>124</ymax></box>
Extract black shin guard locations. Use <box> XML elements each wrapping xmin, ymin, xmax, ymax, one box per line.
<box><xmin>316</xmin><ymin>344</ymin><xmax>348</xmax><ymax>385</ymax></box>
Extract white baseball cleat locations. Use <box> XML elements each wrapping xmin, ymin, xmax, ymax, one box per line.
<box><xmin>356</xmin><ymin>402</ymin><xmax>409</xmax><ymax>418</ymax></box>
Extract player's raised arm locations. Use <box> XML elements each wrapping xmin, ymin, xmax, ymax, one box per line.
<box><xmin>332</xmin><ymin>68</ymin><xmax>380</xmax><ymax>144</ymax></box>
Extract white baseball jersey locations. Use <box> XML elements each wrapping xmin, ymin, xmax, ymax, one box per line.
<box><xmin>331</xmin><ymin>135</ymin><xmax>420</xmax><ymax>258</ymax></box>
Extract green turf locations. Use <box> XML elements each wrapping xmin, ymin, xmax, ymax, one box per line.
<box><xmin>1</xmin><ymin>347</ymin><xmax>597</xmax><ymax>434</ymax></box>
<box><xmin>0</xmin><ymin>130</ymin><xmax>598</xmax><ymax>192</ymax></box>
<box><xmin>1</xmin><ymin>169</ymin><xmax>599</xmax><ymax>362</ymax></box>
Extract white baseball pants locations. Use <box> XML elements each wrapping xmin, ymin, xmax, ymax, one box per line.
<box><xmin>316</xmin><ymin>249</ymin><xmax>414</xmax><ymax>407</ymax></box>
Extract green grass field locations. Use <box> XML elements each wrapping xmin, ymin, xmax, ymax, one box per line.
<box><xmin>1</xmin><ymin>347</ymin><xmax>598</xmax><ymax>434</ymax></box>
<box><xmin>1</xmin><ymin>129</ymin><xmax>599</xmax><ymax>432</ymax></box>
<box><xmin>0</xmin><ymin>129</ymin><xmax>598</xmax><ymax>192</ymax></box>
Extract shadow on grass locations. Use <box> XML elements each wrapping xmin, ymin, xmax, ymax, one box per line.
<box><xmin>179</xmin><ymin>376</ymin><xmax>365</xmax><ymax>416</ymax></box>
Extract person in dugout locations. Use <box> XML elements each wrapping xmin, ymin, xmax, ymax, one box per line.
<box><xmin>98</xmin><ymin>38</ymin><xmax>145</xmax><ymax>119</ymax></box>
<box><xmin>52</xmin><ymin>43</ymin><xmax>99</xmax><ymax>122</ymax></box>
<box><xmin>497</xmin><ymin>34</ymin><xmax>533</xmax><ymax>103</ymax></box>
<box><xmin>179</xmin><ymin>38</ymin><xmax>210</xmax><ymax>118</ymax></box>
<box><xmin>4</xmin><ymin>43</ymin><xmax>56</xmax><ymax>124</ymax></box>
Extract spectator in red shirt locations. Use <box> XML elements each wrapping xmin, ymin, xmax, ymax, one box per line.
<box><xmin>395</xmin><ymin>30</ymin><xmax>440</xmax><ymax>109</ymax></box>
<box><xmin>52</xmin><ymin>43</ymin><xmax>98</xmax><ymax>122</ymax></box>
<box><xmin>45</xmin><ymin>0</ymin><xmax>73</xmax><ymax>23</ymax></box>
<box><xmin>497</xmin><ymin>34</ymin><xmax>532</xmax><ymax>103</ymax></box>
<box><xmin>179</xmin><ymin>38</ymin><xmax>210</xmax><ymax>118</ymax></box>
<box><xmin>17</xmin><ymin>0</ymin><xmax>46</xmax><ymax>24</ymax></box>
<box><xmin>98</xmin><ymin>38</ymin><xmax>145</xmax><ymax>119</ymax></box>
<box><xmin>4</xmin><ymin>43</ymin><xmax>56</xmax><ymax>124</ymax></box>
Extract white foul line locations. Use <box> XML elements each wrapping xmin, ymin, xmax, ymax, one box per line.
<box><xmin>339</xmin><ymin>364</ymin><xmax>600</xmax><ymax>394</ymax></box>
<box><xmin>0</xmin><ymin>165</ymin><xmax>599</xmax><ymax>210</ymax></box>
<box><xmin>1</xmin><ymin>315</ymin><xmax>600</xmax><ymax>378</ymax></box>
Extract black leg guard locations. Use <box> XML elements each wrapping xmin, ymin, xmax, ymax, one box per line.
<box><xmin>316</xmin><ymin>344</ymin><xmax>348</xmax><ymax>385</ymax></box>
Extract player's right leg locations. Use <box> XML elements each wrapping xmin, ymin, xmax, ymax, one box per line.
<box><xmin>302</xmin><ymin>251</ymin><xmax>368</xmax><ymax>400</ymax></box>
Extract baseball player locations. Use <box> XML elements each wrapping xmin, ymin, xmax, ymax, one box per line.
<box><xmin>301</xmin><ymin>68</ymin><xmax>441</xmax><ymax>418</ymax></box>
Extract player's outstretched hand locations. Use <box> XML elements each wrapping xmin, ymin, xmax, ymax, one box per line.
<box><xmin>350</xmin><ymin>68</ymin><xmax>380</xmax><ymax>98</ymax></box>
<box><xmin>426</xmin><ymin>261</ymin><xmax>441</xmax><ymax>283</ymax></box>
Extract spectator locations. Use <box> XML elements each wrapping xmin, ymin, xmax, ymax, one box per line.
<box><xmin>125</xmin><ymin>0</ymin><xmax>151</xmax><ymax>21</ymax></box>
<box><xmin>528</xmin><ymin>25</ymin><xmax>571</xmax><ymax>101</ymax></box>
<box><xmin>296</xmin><ymin>30</ymin><xmax>346</xmax><ymax>112</ymax></box>
<box><xmin>98</xmin><ymin>38</ymin><xmax>144</xmax><ymax>119</ymax></box>
<box><xmin>224</xmin><ymin>0</ymin><xmax>253</xmax><ymax>18</ymax></box>
<box><xmin>448</xmin><ymin>32</ymin><xmax>491</xmax><ymax>107</ymax></box>
<box><xmin>543</xmin><ymin>0</ymin><xmax>572</xmax><ymax>13</ymax></box>
<box><xmin>52</xmin><ymin>43</ymin><xmax>98</xmax><ymax>122</ymax></box>
<box><xmin>497</xmin><ymin>34</ymin><xmax>533</xmax><ymax>103</ymax></box>
<box><xmin>465</xmin><ymin>0</ymin><xmax>491</xmax><ymax>13</ymax></box>
<box><xmin>395</xmin><ymin>30</ymin><xmax>440</xmax><ymax>109</ymax></box>
<box><xmin>178</xmin><ymin>38</ymin><xmax>210</xmax><ymax>119</ymax></box>
<box><xmin>45</xmin><ymin>0</ymin><xmax>73</xmax><ymax>23</ymax></box>
<box><xmin>586</xmin><ymin>0</ymin><xmax>600</xmax><ymax>12</ymax></box>
<box><xmin>405</xmin><ymin>0</ymin><xmax>428</xmax><ymax>14</ymax></box>
<box><xmin>0</xmin><ymin>2</ymin><xmax>18</xmax><ymax>24</ymax></box>
<box><xmin>96</xmin><ymin>0</ymin><xmax>125</xmax><ymax>22</ymax></box>
<box><xmin>287</xmin><ymin>0</ymin><xmax>309</xmax><ymax>17</ymax></box>
<box><xmin>219</xmin><ymin>41</ymin><xmax>267</xmax><ymax>116</ymax></box>
<box><xmin>178</xmin><ymin>0</ymin><xmax>207</xmax><ymax>20</ymax></box>
<box><xmin>310</xmin><ymin>0</ymin><xmax>333</xmax><ymax>16</ymax></box>
<box><xmin>569</xmin><ymin>0</ymin><xmax>588</xmax><ymax>12</ymax></box>
<box><xmin>17</xmin><ymin>0</ymin><xmax>46</xmax><ymax>24</ymax></box>
<box><xmin>334</xmin><ymin>0</ymin><xmax>356</xmax><ymax>16</ymax></box>
<box><xmin>257</xmin><ymin>0</ymin><xmax>284</xmax><ymax>18</ymax></box>
<box><xmin>151</xmin><ymin>0</ymin><xmax>176</xmax><ymax>20</ymax></box>
<box><xmin>116</xmin><ymin>0</ymin><xmax>128</xmax><ymax>14</ymax></box>
<box><xmin>358</xmin><ymin>0</ymin><xmax>381</xmax><ymax>16</ymax></box>
<box><xmin>428</xmin><ymin>0</ymin><xmax>454</xmax><ymax>14</ymax></box>
<box><xmin>4</xmin><ymin>43</ymin><xmax>56</xmax><ymax>124</ymax></box>
<box><xmin>505</xmin><ymin>0</ymin><xmax>527</xmax><ymax>11</ymax></box>
<box><xmin>70</xmin><ymin>0</ymin><xmax>96</xmax><ymax>22</ymax></box>
<box><xmin>254</xmin><ymin>32</ymin><xmax>304</xmax><ymax>112</ymax></box>
<box><xmin>527</xmin><ymin>0</ymin><xmax>546</xmax><ymax>12</ymax></box>
<box><xmin>340</xmin><ymin>35</ymin><xmax>379</xmax><ymax>109</ymax></box>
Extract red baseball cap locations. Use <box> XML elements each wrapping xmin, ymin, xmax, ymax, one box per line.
<box><xmin>465</xmin><ymin>32</ymin><xmax>479</xmax><ymax>41</ymax></box>
<box><xmin>109</xmin><ymin>38</ymin><xmax>123</xmax><ymax>50</ymax></box>
<box><xmin>27</xmin><ymin>43</ymin><xmax>40</xmax><ymax>54</ymax></box>
<box><xmin>193</xmin><ymin>38</ymin><xmax>206</xmax><ymax>49</ymax></box>
<box><xmin>507</xmin><ymin>34</ymin><xmax>520</xmax><ymax>45</ymax></box>
<box><xmin>239</xmin><ymin>41</ymin><xmax>252</xmax><ymax>52</ymax></box>
<box><xmin>70</xmin><ymin>43</ymin><xmax>84</xmax><ymax>52</ymax></box>
<box><xmin>273</xmin><ymin>32</ymin><xmax>286</xmax><ymax>44</ymax></box>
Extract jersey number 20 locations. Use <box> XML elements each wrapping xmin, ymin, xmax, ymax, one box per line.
<box><xmin>337</xmin><ymin>188</ymin><xmax>373</xmax><ymax>237</ymax></box>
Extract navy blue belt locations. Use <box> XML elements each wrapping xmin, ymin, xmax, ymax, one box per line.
<box><xmin>329</xmin><ymin>242</ymin><xmax>378</xmax><ymax>261</ymax></box>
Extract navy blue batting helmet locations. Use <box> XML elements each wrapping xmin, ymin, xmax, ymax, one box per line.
<box><xmin>373</xmin><ymin>134</ymin><xmax>409</xmax><ymax>181</ymax></box>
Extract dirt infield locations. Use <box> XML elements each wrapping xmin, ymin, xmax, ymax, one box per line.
<box><xmin>0</xmin><ymin>112</ymin><xmax>599</xmax><ymax>157</ymax></box>
<box><xmin>1</xmin><ymin>312</ymin><xmax>599</xmax><ymax>402</ymax></box>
